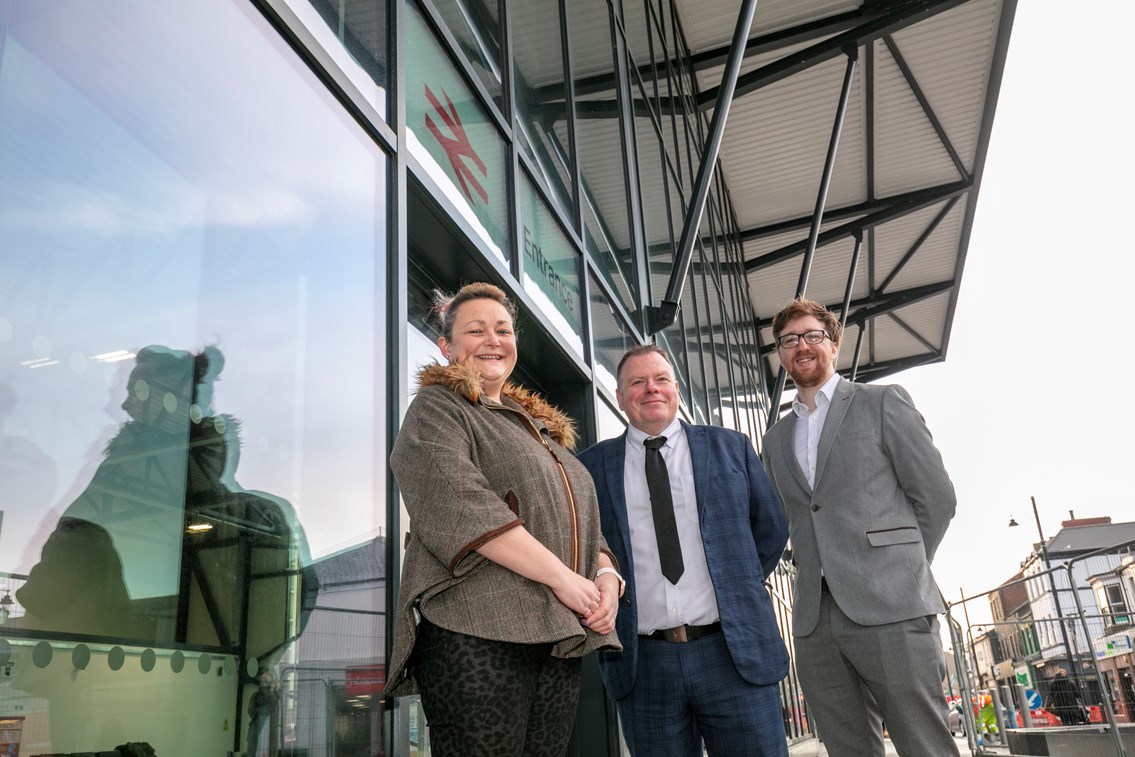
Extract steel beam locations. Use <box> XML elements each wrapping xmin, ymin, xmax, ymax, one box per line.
<box><xmin>795</xmin><ymin>49</ymin><xmax>857</xmax><ymax>298</ymax></box>
<box><xmin>697</xmin><ymin>0</ymin><xmax>969</xmax><ymax>110</ymax></box>
<box><xmin>840</xmin><ymin>231</ymin><xmax>864</xmax><ymax>328</ymax></box>
<box><xmin>744</xmin><ymin>181</ymin><xmax>970</xmax><ymax>272</ymax></box>
<box><xmin>765</xmin><ymin>49</ymin><xmax>857</xmax><ymax>420</ymax></box>
<box><xmin>645</xmin><ymin>0</ymin><xmax>759</xmax><ymax>335</ymax></box>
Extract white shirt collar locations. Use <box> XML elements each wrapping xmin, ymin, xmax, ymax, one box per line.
<box><xmin>791</xmin><ymin>372</ymin><xmax>841</xmax><ymax>418</ymax></box>
<box><xmin>627</xmin><ymin>417</ymin><xmax>683</xmax><ymax>450</ymax></box>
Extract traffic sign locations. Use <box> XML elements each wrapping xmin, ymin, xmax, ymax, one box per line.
<box><xmin>1026</xmin><ymin>689</ymin><xmax>1042</xmax><ymax>709</ymax></box>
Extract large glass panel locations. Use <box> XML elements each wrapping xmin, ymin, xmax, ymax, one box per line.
<box><xmin>432</xmin><ymin>0</ymin><xmax>504</xmax><ymax>111</ymax></box>
<box><xmin>588</xmin><ymin>272</ymin><xmax>636</xmax><ymax>394</ymax></box>
<box><xmin>512</xmin><ymin>0</ymin><xmax>574</xmax><ymax>215</ymax></box>
<box><xmin>570</xmin><ymin>0</ymin><xmax>638</xmax><ymax>314</ymax></box>
<box><xmin>0</xmin><ymin>2</ymin><xmax>388</xmax><ymax>755</ymax></box>
<box><xmin>698</xmin><ymin>245</ymin><xmax>725</xmax><ymax>427</ymax></box>
<box><xmin>281</xmin><ymin>0</ymin><xmax>390</xmax><ymax>118</ymax></box>
<box><xmin>655</xmin><ymin>327</ymin><xmax>693</xmax><ymax>422</ymax></box>
<box><xmin>399</xmin><ymin>287</ymin><xmax>448</xmax><ymax>756</ymax></box>
<box><xmin>519</xmin><ymin>173</ymin><xmax>584</xmax><ymax>357</ymax></box>
<box><xmin>632</xmin><ymin>82</ymin><xmax>675</xmax><ymax>306</ymax></box>
<box><xmin>596</xmin><ymin>395</ymin><xmax>627</xmax><ymax>442</ymax></box>
<box><xmin>678</xmin><ymin>278</ymin><xmax>707</xmax><ymax>424</ymax></box>
<box><xmin>405</xmin><ymin>0</ymin><xmax>510</xmax><ymax>262</ymax></box>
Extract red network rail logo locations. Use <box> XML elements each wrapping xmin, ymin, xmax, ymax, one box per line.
<box><xmin>424</xmin><ymin>84</ymin><xmax>488</xmax><ymax>205</ymax></box>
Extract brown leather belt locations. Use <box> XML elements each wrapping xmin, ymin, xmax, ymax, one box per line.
<box><xmin>641</xmin><ymin>621</ymin><xmax>722</xmax><ymax>643</ymax></box>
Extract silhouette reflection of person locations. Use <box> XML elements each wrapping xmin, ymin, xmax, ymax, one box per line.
<box><xmin>11</xmin><ymin>346</ymin><xmax>316</xmax><ymax>751</ymax></box>
<box><xmin>0</xmin><ymin>381</ymin><xmax>58</xmax><ymax>565</ymax></box>
<box><xmin>246</xmin><ymin>669</ymin><xmax>281</xmax><ymax>756</ymax></box>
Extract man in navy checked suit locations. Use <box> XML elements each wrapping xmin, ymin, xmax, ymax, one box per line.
<box><xmin>578</xmin><ymin>344</ymin><xmax>790</xmax><ymax>757</ymax></box>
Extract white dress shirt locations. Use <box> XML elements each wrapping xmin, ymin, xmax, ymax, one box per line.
<box><xmin>624</xmin><ymin>418</ymin><xmax>720</xmax><ymax>633</ymax></box>
<box><xmin>791</xmin><ymin>371</ymin><xmax>841</xmax><ymax>488</ymax></box>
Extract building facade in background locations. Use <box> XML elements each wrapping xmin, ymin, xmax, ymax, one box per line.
<box><xmin>0</xmin><ymin>0</ymin><xmax>805</xmax><ymax>754</ymax></box>
<box><xmin>980</xmin><ymin>516</ymin><xmax>1135</xmax><ymax>722</ymax></box>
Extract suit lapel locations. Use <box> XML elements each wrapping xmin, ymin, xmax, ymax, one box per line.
<box><xmin>604</xmin><ymin>432</ymin><xmax>633</xmax><ymax>552</ymax></box>
<box><xmin>814</xmin><ymin>378</ymin><xmax>853</xmax><ymax>487</ymax></box>
<box><xmin>779</xmin><ymin>413</ymin><xmax>812</xmax><ymax>494</ymax></box>
<box><xmin>681</xmin><ymin>421</ymin><xmax>709</xmax><ymax>520</ymax></box>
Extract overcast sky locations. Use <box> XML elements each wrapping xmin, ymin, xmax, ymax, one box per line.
<box><xmin>884</xmin><ymin>2</ymin><xmax>1135</xmax><ymax>631</ymax></box>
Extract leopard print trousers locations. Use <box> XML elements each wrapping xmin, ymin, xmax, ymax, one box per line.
<box><xmin>413</xmin><ymin>619</ymin><xmax>583</xmax><ymax>757</ymax></box>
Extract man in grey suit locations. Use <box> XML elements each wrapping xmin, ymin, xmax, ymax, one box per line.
<box><xmin>763</xmin><ymin>298</ymin><xmax>958</xmax><ymax>757</ymax></box>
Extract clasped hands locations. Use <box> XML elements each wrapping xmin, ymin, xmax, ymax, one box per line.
<box><xmin>551</xmin><ymin>569</ymin><xmax>619</xmax><ymax>635</ymax></box>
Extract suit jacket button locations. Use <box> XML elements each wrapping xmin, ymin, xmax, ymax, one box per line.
<box><xmin>811</xmin><ymin>504</ymin><xmax>820</xmax><ymax>512</ymax></box>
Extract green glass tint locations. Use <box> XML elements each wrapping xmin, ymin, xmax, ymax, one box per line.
<box><xmin>405</xmin><ymin>0</ymin><xmax>511</xmax><ymax>262</ymax></box>
<box><xmin>512</xmin><ymin>0</ymin><xmax>574</xmax><ymax>216</ymax></box>
<box><xmin>431</xmin><ymin>0</ymin><xmax>504</xmax><ymax>111</ymax></box>
<box><xmin>519</xmin><ymin>173</ymin><xmax>584</xmax><ymax>357</ymax></box>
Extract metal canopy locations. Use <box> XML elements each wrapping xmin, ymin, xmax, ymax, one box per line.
<box><xmin>674</xmin><ymin>0</ymin><xmax>1016</xmax><ymax>404</ymax></box>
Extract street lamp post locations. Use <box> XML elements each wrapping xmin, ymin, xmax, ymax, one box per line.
<box><xmin>1010</xmin><ymin>496</ymin><xmax>1078</xmax><ymax>680</ymax></box>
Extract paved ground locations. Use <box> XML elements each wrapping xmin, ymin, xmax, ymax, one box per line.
<box><xmin>787</xmin><ymin>734</ymin><xmax>986</xmax><ymax>756</ymax></box>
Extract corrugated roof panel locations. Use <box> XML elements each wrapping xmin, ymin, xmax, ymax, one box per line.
<box><xmin>873</xmin><ymin>45</ymin><xmax>965</xmax><ymax>197</ymax></box>
<box><xmin>574</xmin><ymin>113</ymin><xmax>635</xmax><ymax>250</ymax></box>
<box><xmin>871</xmin><ymin>201</ymin><xmax>964</xmax><ymax>290</ymax></box>
<box><xmin>889</xmin><ymin>0</ymin><xmax>1003</xmax><ymax>166</ymax></box>
<box><xmin>566</xmin><ymin>0</ymin><xmax>621</xmax><ymax>79</ymax></box>
<box><xmin>678</xmin><ymin>0</ymin><xmax>859</xmax><ymax>52</ymax></box>
<box><xmin>717</xmin><ymin>56</ymin><xmax>869</xmax><ymax>229</ymax></box>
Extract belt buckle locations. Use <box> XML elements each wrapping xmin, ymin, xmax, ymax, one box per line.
<box><xmin>665</xmin><ymin>625</ymin><xmax>689</xmax><ymax>643</ymax></box>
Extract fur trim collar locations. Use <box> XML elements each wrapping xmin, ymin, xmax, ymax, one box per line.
<box><xmin>417</xmin><ymin>362</ymin><xmax>578</xmax><ymax>450</ymax></box>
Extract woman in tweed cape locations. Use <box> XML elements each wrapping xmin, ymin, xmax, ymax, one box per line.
<box><xmin>387</xmin><ymin>282</ymin><xmax>622</xmax><ymax>756</ymax></box>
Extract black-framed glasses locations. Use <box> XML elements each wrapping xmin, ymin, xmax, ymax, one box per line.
<box><xmin>776</xmin><ymin>329</ymin><xmax>830</xmax><ymax>350</ymax></box>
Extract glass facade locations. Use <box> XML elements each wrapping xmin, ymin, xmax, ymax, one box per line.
<box><xmin>0</xmin><ymin>0</ymin><xmax>802</xmax><ymax>753</ymax></box>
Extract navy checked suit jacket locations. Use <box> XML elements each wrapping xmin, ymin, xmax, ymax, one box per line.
<box><xmin>577</xmin><ymin>421</ymin><xmax>790</xmax><ymax>701</ymax></box>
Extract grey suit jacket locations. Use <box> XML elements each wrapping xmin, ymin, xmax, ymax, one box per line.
<box><xmin>763</xmin><ymin>378</ymin><xmax>955</xmax><ymax>636</ymax></box>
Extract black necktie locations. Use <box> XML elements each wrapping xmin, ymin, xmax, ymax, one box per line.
<box><xmin>643</xmin><ymin>436</ymin><xmax>684</xmax><ymax>584</ymax></box>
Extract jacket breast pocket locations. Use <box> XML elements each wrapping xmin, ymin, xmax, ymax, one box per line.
<box><xmin>865</xmin><ymin>526</ymin><xmax>920</xmax><ymax>547</ymax></box>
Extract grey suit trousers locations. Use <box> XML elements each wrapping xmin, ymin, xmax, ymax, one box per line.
<box><xmin>795</xmin><ymin>592</ymin><xmax>958</xmax><ymax>757</ymax></box>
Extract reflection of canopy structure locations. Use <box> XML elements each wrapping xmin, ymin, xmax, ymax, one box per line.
<box><xmin>15</xmin><ymin>414</ymin><xmax>315</xmax><ymax>664</ymax></box>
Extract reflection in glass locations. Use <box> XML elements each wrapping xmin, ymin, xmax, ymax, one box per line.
<box><xmin>0</xmin><ymin>0</ymin><xmax>389</xmax><ymax>753</ymax></box>
<box><xmin>588</xmin><ymin>272</ymin><xmax>636</xmax><ymax>393</ymax></box>
<box><xmin>595</xmin><ymin>395</ymin><xmax>626</xmax><ymax>442</ymax></box>
<box><xmin>405</xmin><ymin>0</ymin><xmax>511</xmax><ymax>261</ymax></box>
<box><xmin>656</xmin><ymin>328</ymin><xmax>695</xmax><ymax>423</ymax></box>
<box><xmin>433</xmin><ymin>0</ymin><xmax>504</xmax><ymax>110</ymax></box>
<box><xmin>677</xmin><ymin>282</ymin><xmax>706</xmax><ymax>424</ymax></box>
<box><xmin>570</xmin><ymin>0</ymin><xmax>638</xmax><ymax>314</ymax></box>
<box><xmin>290</xmin><ymin>0</ymin><xmax>391</xmax><ymax>117</ymax></box>
<box><xmin>633</xmin><ymin>77</ymin><xmax>675</xmax><ymax>306</ymax></box>
<box><xmin>513</xmin><ymin>0</ymin><xmax>574</xmax><ymax>215</ymax></box>
<box><xmin>519</xmin><ymin>173</ymin><xmax>585</xmax><ymax>356</ymax></box>
<box><xmin>15</xmin><ymin>346</ymin><xmax>314</xmax><ymax>653</ymax></box>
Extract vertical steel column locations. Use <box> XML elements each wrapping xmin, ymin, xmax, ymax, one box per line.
<box><xmin>840</xmin><ymin>230</ymin><xmax>863</xmax><ymax>329</ymax></box>
<box><xmin>1030</xmin><ymin>496</ymin><xmax>1078</xmax><ymax>680</ymax></box>
<box><xmin>795</xmin><ymin>48</ymin><xmax>858</xmax><ymax>298</ymax></box>
<box><xmin>766</xmin><ymin>49</ymin><xmax>858</xmax><ymax>424</ymax></box>
<box><xmin>849</xmin><ymin>326</ymin><xmax>865</xmax><ymax>382</ymax></box>
<box><xmin>645</xmin><ymin>0</ymin><xmax>759</xmax><ymax>335</ymax></box>
<box><xmin>1068</xmin><ymin>561</ymin><xmax>1129</xmax><ymax>757</ymax></box>
<box><xmin>947</xmin><ymin>610</ymin><xmax>981</xmax><ymax>755</ymax></box>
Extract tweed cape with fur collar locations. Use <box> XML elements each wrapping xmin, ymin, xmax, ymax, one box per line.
<box><xmin>385</xmin><ymin>362</ymin><xmax>620</xmax><ymax>697</ymax></box>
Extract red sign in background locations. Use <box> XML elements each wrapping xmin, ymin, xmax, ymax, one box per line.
<box><xmin>345</xmin><ymin>664</ymin><xmax>385</xmax><ymax>696</ymax></box>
